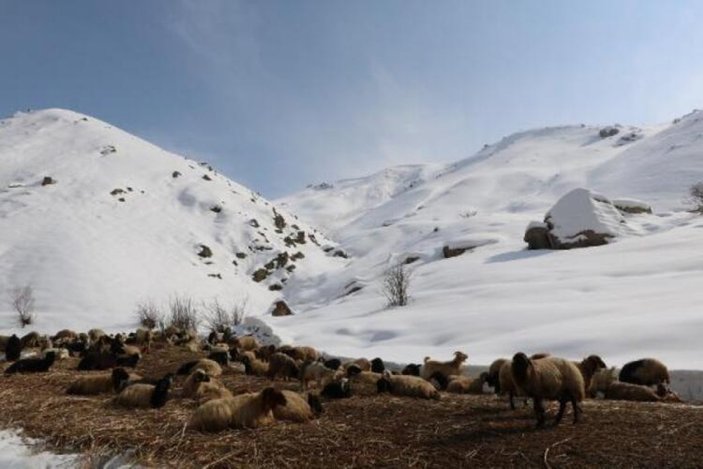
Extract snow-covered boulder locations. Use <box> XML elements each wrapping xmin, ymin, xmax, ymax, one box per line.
<box><xmin>525</xmin><ymin>188</ymin><xmax>631</xmax><ymax>250</ymax></box>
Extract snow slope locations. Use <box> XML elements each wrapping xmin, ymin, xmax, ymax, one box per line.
<box><xmin>278</xmin><ymin>112</ymin><xmax>703</xmax><ymax>369</ymax></box>
<box><xmin>0</xmin><ymin>109</ymin><xmax>343</xmax><ymax>333</ymax></box>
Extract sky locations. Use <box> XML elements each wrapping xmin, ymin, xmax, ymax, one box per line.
<box><xmin>1</xmin><ymin>1</ymin><xmax>703</xmax><ymax>197</ymax></box>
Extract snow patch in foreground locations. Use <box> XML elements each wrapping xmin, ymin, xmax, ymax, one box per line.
<box><xmin>0</xmin><ymin>429</ymin><xmax>78</xmax><ymax>468</ymax></box>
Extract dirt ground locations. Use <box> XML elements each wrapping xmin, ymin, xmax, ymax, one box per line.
<box><xmin>1</xmin><ymin>345</ymin><xmax>702</xmax><ymax>468</ymax></box>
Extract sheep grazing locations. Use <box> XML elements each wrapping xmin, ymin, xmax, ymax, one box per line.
<box><xmin>370</xmin><ymin>357</ymin><xmax>385</xmax><ymax>374</ymax></box>
<box><xmin>498</xmin><ymin>360</ymin><xmax>524</xmax><ymax>409</ymax></box>
<box><xmin>5</xmin><ymin>334</ymin><xmax>21</xmax><ymax>362</ymax></box>
<box><xmin>273</xmin><ymin>390</ymin><xmax>320</xmax><ymax>422</ymax></box>
<box><xmin>321</xmin><ymin>378</ymin><xmax>352</xmax><ymax>399</ymax></box>
<box><xmin>575</xmin><ymin>355</ymin><xmax>607</xmax><ymax>392</ymax></box>
<box><xmin>511</xmin><ymin>352</ymin><xmax>585</xmax><ymax>427</ymax></box>
<box><xmin>377</xmin><ymin>371</ymin><xmax>440</xmax><ymax>400</ymax></box>
<box><xmin>177</xmin><ymin>358</ymin><xmax>223</xmax><ymax>377</ymax></box>
<box><xmin>420</xmin><ymin>351</ymin><xmax>468</xmax><ymax>383</ymax></box>
<box><xmin>604</xmin><ymin>381</ymin><xmax>664</xmax><ymax>402</ymax></box>
<box><xmin>5</xmin><ymin>351</ymin><xmax>57</xmax><ymax>374</ymax></box>
<box><xmin>114</xmin><ymin>374</ymin><xmax>173</xmax><ymax>409</ymax></box>
<box><xmin>67</xmin><ymin>368</ymin><xmax>130</xmax><ymax>395</ymax></box>
<box><xmin>486</xmin><ymin>358</ymin><xmax>508</xmax><ymax>393</ymax></box>
<box><xmin>447</xmin><ymin>373</ymin><xmax>487</xmax><ymax>395</ymax></box>
<box><xmin>300</xmin><ymin>361</ymin><xmax>339</xmax><ymax>390</ymax></box>
<box><xmin>402</xmin><ymin>363</ymin><xmax>421</xmax><ymax>376</ymax></box>
<box><xmin>619</xmin><ymin>358</ymin><xmax>670</xmax><ymax>386</ymax></box>
<box><xmin>323</xmin><ymin>358</ymin><xmax>342</xmax><ymax>370</ymax></box>
<box><xmin>189</xmin><ymin>387</ymin><xmax>287</xmax><ymax>432</ymax></box>
<box><xmin>267</xmin><ymin>352</ymin><xmax>300</xmax><ymax>380</ymax></box>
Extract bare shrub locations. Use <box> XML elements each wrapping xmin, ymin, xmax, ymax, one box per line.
<box><xmin>382</xmin><ymin>263</ymin><xmax>412</xmax><ymax>307</ymax></box>
<box><xmin>9</xmin><ymin>285</ymin><xmax>36</xmax><ymax>328</ymax></box>
<box><xmin>689</xmin><ymin>182</ymin><xmax>703</xmax><ymax>213</ymax></box>
<box><xmin>167</xmin><ymin>296</ymin><xmax>200</xmax><ymax>331</ymax></box>
<box><xmin>204</xmin><ymin>297</ymin><xmax>248</xmax><ymax>335</ymax></box>
<box><xmin>135</xmin><ymin>300</ymin><xmax>161</xmax><ymax>329</ymax></box>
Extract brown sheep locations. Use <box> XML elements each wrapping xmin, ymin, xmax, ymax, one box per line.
<box><xmin>272</xmin><ymin>390</ymin><xmax>318</xmax><ymax>422</ymax></box>
<box><xmin>604</xmin><ymin>381</ymin><xmax>664</xmax><ymax>402</ymax></box>
<box><xmin>292</xmin><ymin>346</ymin><xmax>319</xmax><ymax>362</ymax></box>
<box><xmin>511</xmin><ymin>352</ymin><xmax>585</xmax><ymax>427</ymax></box>
<box><xmin>447</xmin><ymin>372</ymin><xmax>487</xmax><ymax>395</ymax></box>
<box><xmin>377</xmin><ymin>371</ymin><xmax>440</xmax><ymax>400</ymax></box>
<box><xmin>195</xmin><ymin>381</ymin><xmax>233</xmax><ymax>403</ymax></box>
<box><xmin>88</xmin><ymin>329</ymin><xmax>106</xmax><ymax>343</ymax></box>
<box><xmin>498</xmin><ymin>360</ymin><xmax>528</xmax><ymax>409</ymax></box>
<box><xmin>190</xmin><ymin>359</ymin><xmax>223</xmax><ymax>377</ymax></box>
<box><xmin>344</xmin><ymin>358</ymin><xmax>371</xmax><ymax>372</ymax></box>
<box><xmin>254</xmin><ymin>344</ymin><xmax>277</xmax><ymax>361</ymax></box>
<box><xmin>241</xmin><ymin>351</ymin><xmax>269</xmax><ymax>376</ymax></box>
<box><xmin>67</xmin><ymin>368</ymin><xmax>130</xmax><ymax>395</ymax></box>
<box><xmin>52</xmin><ymin>329</ymin><xmax>78</xmax><ymax>345</ymax></box>
<box><xmin>575</xmin><ymin>355</ymin><xmax>607</xmax><ymax>392</ymax></box>
<box><xmin>486</xmin><ymin>358</ymin><xmax>508</xmax><ymax>393</ymax></box>
<box><xmin>300</xmin><ymin>361</ymin><xmax>340</xmax><ymax>390</ymax></box>
<box><xmin>189</xmin><ymin>387</ymin><xmax>287</xmax><ymax>431</ymax></box>
<box><xmin>20</xmin><ymin>331</ymin><xmax>45</xmax><ymax>349</ymax></box>
<box><xmin>588</xmin><ymin>367</ymin><xmax>617</xmax><ymax>397</ymax></box>
<box><xmin>346</xmin><ymin>368</ymin><xmax>383</xmax><ymax>396</ymax></box>
<box><xmin>114</xmin><ymin>374</ymin><xmax>173</xmax><ymax>408</ymax></box>
<box><xmin>182</xmin><ymin>369</ymin><xmax>211</xmax><ymax>398</ymax></box>
<box><xmin>420</xmin><ymin>351</ymin><xmax>468</xmax><ymax>382</ymax></box>
<box><xmin>619</xmin><ymin>358</ymin><xmax>670</xmax><ymax>386</ymax></box>
<box><xmin>233</xmin><ymin>336</ymin><xmax>259</xmax><ymax>352</ymax></box>
<box><xmin>267</xmin><ymin>352</ymin><xmax>301</xmax><ymax>381</ymax></box>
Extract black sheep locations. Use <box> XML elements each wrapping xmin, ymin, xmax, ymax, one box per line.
<box><xmin>321</xmin><ymin>379</ymin><xmax>352</xmax><ymax>399</ymax></box>
<box><xmin>5</xmin><ymin>351</ymin><xmax>56</xmax><ymax>374</ymax></box>
<box><xmin>371</xmin><ymin>357</ymin><xmax>385</xmax><ymax>374</ymax></box>
<box><xmin>402</xmin><ymin>363</ymin><xmax>421</xmax><ymax>376</ymax></box>
<box><xmin>5</xmin><ymin>334</ymin><xmax>22</xmax><ymax>362</ymax></box>
<box><xmin>150</xmin><ymin>374</ymin><xmax>174</xmax><ymax>408</ymax></box>
<box><xmin>176</xmin><ymin>360</ymin><xmax>199</xmax><ymax>375</ymax></box>
<box><xmin>116</xmin><ymin>353</ymin><xmax>140</xmax><ymax>368</ymax></box>
<box><xmin>78</xmin><ymin>352</ymin><xmax>117</xmax><ymax>371</ymax></box>
<box><xmin>208</xmin><ymin>350</ymin><xmax>230</xmax><ymax>366</ymax></box>
<box><xmin>323</xmin><ymin>358</ymin><xmax>342</xmax><ymax>370</ymax></box>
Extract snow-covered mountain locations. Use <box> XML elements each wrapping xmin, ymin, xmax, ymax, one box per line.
<box><xmin>0</xmin><ymin>109</ymin><xmax>344</xmax><ymax>332</ymax></box>
<box><xmin>4</xmin><ymin>107</ymin><xmax>703</xmax><ymax>371</ymax></box>
<box><xmin>278</xmin><ymin>112</ymin><xmax>703</xmax><ymax>369</ymax></box>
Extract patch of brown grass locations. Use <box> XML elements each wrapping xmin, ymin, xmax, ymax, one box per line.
<box><xmin>2</xmin><ymin>345</ymin><xmax>703</xmax><ymax>468</ymax></box>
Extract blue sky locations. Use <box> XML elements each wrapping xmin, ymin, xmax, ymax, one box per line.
<box><xmin>1</xmin><ymin>1</ymin><xmax>703</xmax><ymax>197</ymax></box>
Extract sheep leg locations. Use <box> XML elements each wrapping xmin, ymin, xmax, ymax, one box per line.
<box><xmin>533</xmin><ymin>398</ymin><xmax>546</xmax><ymax>428</ymax></box>
<box><xmin>509</xmin><ymin>391</ymin><xmax>515</xmax><ymax>410</ymax></box>
<box><xmin>555</xmin><ymin>399</ymin><xmax>567</xmax><ymax>425</ymax></box>
<box><xmin>572</xmin><ymin>399</ymin><xmax>582</xmax><ymax>424</ymax></box>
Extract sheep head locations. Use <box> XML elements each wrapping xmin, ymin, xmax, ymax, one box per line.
<box><xmin>511</xmin><ymin>352</ymin><xmax>532</xmax><ymax>383</ymax></box>
<box><xmin>112</xmin><ymin>368</ymin><xmax>130</xmax><ymax>391</ymax></box>
<box><xmin>581</xmin><ymin>355</ymin><xmax>607</xmax><ymax>376</ymax></box>
<box><xmin>261</xmin><ymin>387</ymin><xmax>287</xmax><ymax>411</ymax></box>
<box><xmin>376</xmin><ymin>376</ymin><xmax>393</xmax><ymax>394</ymax></box>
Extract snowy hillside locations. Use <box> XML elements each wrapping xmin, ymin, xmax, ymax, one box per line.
<box><xmin>0</xmin><ymin>109</ymin><xmax>343</xmax><ymax>332</ymax></box>
<box><xmin>278</xmin><ymin>112</ymin><xmax>703</xmax><ymax>369</ymax></box>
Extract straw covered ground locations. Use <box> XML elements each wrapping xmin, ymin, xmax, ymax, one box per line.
<box><xmin>1</xmin><ymin>345</ymin><xmax>702</xmax><ymax>468</ymax></box>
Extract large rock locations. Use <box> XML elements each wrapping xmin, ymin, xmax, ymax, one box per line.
<box><xmin>525</xmin><ymin>188</ymin><xmax>634</xmax><ymax>250</ymax></box>
<box><xmin>270</xmin><ymin>300</ymin><xmax>293</xmax><ymax>317</ymax></box>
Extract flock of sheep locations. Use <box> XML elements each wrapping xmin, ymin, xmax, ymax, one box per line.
<box><xmin>0</xmin><ymin>326</ymin><xmax>682</xmax><ymax>433</ymax></box>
